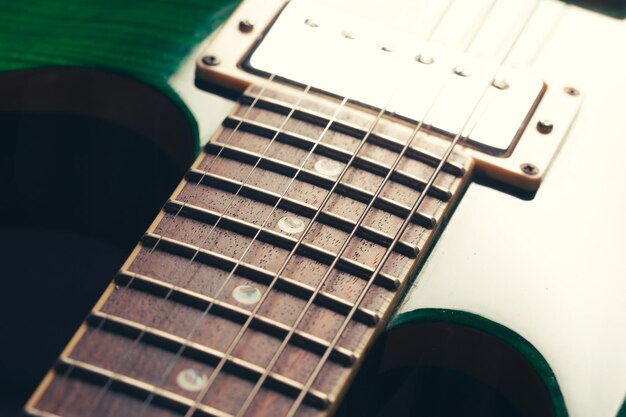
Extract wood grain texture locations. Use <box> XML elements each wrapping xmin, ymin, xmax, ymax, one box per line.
<box><xmin>0</xmin><ymin>0</ymin><xmax>237</xmax><ymax>83</ymax></box>
<box><xmin>27</xmin><ymin>84</ymin><xmax>472</xmax><ymax>417</ymax></box>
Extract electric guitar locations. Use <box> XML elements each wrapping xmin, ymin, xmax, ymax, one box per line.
<box><xmin>2</xmin><ymin>0</ymin><xmax>625</xmax><ymax>416</ymax></box>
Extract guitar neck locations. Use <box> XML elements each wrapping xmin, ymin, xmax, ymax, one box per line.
<box><xmin>26</xmin><ymin>83</ymin><xmax>472</xmax><ymax>417</ymax></box>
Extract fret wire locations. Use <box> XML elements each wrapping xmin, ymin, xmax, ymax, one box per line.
<box><xmin>190</xmin><ymin>157</ymin><xmax>437</xmax><ymax>229</ymax></box>
<box><xmin>283</xmin><ymin>2</ymin><xmax>543</xmax><ymax>416</ymax></box>
<box><xmin>84</xmin><ymin>311</ymin><xmax>344</xmax><ymax>404</ymax></box>
<box><xmin>41</xmin><ymin>2</ymin><xmax>459</xmax><ymax>415</ymax></box>
<box><xmin>184</xmin><ymin>80</ymin><xmax>417</xmax><ymax>416</ymax></box>
<box><xmin>116</xmin><ymin>265</ymin><xmax>379</xmax><ymax>330</ymax></box>
<box><xmin>185</xmin><ymin>3</ymin><xmax>486</xmax><ymax>408</ymax></box>
<box><xmin>36</xmin><ymin>0</ymin><xmax>480</xmax><ymax>412</ymax></box>
<box><xmin>133</xmin><ymin>83</ymin><xmax>345</xmax><ymax>409</ymax></box>
<box><xmin>138</xmin><ymin>232</ymin><xmax>398</xmax><ymax>291</ymax></box>
<box><xmin>163</xmin><ymin>197</ymin><xmax>417</xmax><ymax>259</ymax></box>
<box><xmin>126</xmin><ymin>91</ymin><xmax>357</xmax><ymax>417</ymax></box>
<box><xmin>45</xmin><ymin>73</ymin><xmax>288</xmax><ymax>416</ymax></box>
<box><xmin>137</xmin><ymin>73</ymin><xmax>282</xmax><ymax>277</ymax></box>
<box><xmin>59</xmin><ymin>0</ymin><xmax>512</xmax><ymax>412</ymax></box>
<box><xmin>189</xmin><ymin>167</ymin><xmax>436</xmax><ymax>229</ymax></box>
<box><xmin>55</xmin><ymin>357</ymin><xmax>232</xmax><ymax>417</ymax></box>
<box><xmin>230</xmin><ymin>2</ymin><xmax>521</xmax><ymax>414</ymax></box>
<box><xmin>238</xmin><ymin>93</ymin><xmax>466</xmax><ymax>176</ymax></box>
<box><xmin>171</xmin><ymin>1</ymin><xmax>488</xmax><ymax>415</ymax></box>
<box><xmin>223</xmin><ymin>115</ymin><xmax>454</xmax><ymax>201</ymax></box>
<box><xmin>140</xmin><ymin>83</ymin><xmax>280</xmax><ymax>295</ymax></box>
<box><xmin>130</xmin><ymin>243</ymin><xmax>383</xmax><ymax>325</ymax></box>
<box><xmin>230</xmin><ymin>106</ymin><xmax>443</xmax><ymax>417</ymax></box>
<box><xmin>55</xmin><ymin>17</ymin><xmax>443</xmax><ymax>417</ymax></box>
<box><xmin>56</xmin><ymin>354</ymin><xmax>330</xmax><ymax>413</ymax></box>
<box><xmin>283</xmin><ymin>118</ymin><xmax>467</xmax><ymax>417</ymax></box>
<box><xmin>79</xmin><ymin>81</ymin><xmax>320</xmax><ymax>416</ymax></box>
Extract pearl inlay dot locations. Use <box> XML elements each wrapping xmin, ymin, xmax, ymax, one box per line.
<box><xmin>278</xmin><ymin>216</ymin><xmax>305</xmax><ymax>234</ymax></box>
<box><xmin>232</xmin><ymin>285</ymin><xmax>261</xmax><ymax>305</ymax></box>
<box><xmin>176</xmin><ymin>368</ymin><xmax>208</xmax><ymax>392</ymax></box>
<box><xmin>314</xmin><ymin>158</ymin><xmax>342</xmax><ymax>177</ymax></box>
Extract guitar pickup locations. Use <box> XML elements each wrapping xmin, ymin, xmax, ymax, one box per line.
<box><xmin>196</xmin><ymin>0</ymin><xmax>581</xmax><ymax>191</ymax></box>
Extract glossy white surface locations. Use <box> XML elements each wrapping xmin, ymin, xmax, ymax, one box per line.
<box><xmin>397</xmin><ymin>5</ymin><xmax>626</xmax><ymax>417</ymax></box>
<box><xmin>249</xmin><ymin>0</ymin><xmax>544</xmax><ymax>154</ymax></box>
<box><xmin>179</xmin><ymin>0</ymin><xmax>626</xmax><ymax>415</ymax></box>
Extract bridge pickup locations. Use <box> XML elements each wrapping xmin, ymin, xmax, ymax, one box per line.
<box><xmin>196</xmin><ymin>0</ymin><xmax>581</xmax><ymax>191</ymax></box>
<box><xmin>245</xmin><ymin>0</ymin><xmax>545</xmax><ymax>156</ymax></box>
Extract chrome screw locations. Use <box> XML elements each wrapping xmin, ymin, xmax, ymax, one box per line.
<box><xmin>201</xmin><ymin>55</ymin><xmax>220</xmax><ymax>66</ymax></box>
<box><xmin>492</xmin><ymin>78</ymin><xmax>510</xmax><ymax>90</ymax></box>
<box><xmin>536</xmin><ymin>120</ymin><xmax>554</xmax><ymax>134</ymax></box>
<box><xmin>521</xmin><ymin>163</ymin><xmax>539</xmax><ymax>176</ymax></box>
<box><xmin>453</xmin><ymin>66</ymin><xmax>472</xmax><ymax>77</ymax></box>
<box><xmin>416</xmin><ymin>54</ymin><xmax>435</xmax><ymax>65</ymax></box>
<box><xmin>239</xmin><ymin>19</ymin><xmax>254</xmax><ymax>33</ymax></box>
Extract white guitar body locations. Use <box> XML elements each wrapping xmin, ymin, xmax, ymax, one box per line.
<box><xmin>170</xmin><ymin>1</ymin><xmax>626</xmax><ymax>416</ymax></box>
<box><xmin>394</xmin><ymin>5</ymin><xmax>626</xmax><ymax>417</ymax></box>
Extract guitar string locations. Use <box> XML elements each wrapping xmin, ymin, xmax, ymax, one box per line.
<box><xmin>46</xmin><ymin>0</ymin><xmax>467</xmax><ymax>414</ymax></box>
<box><xmin>47</xmin><ymin>0</ymin><xmax>478</xmax><ymax>414</ymax></box>
<box><xmin>58</xmin><ymin>0</ymin><xmax>532</xmax><ymax>412</ymax></box>
<box><xmin>215</xmin><ymin>2</ymin><xmax>553</xmax><ymax>416</ymax></box>
<box><xmin>78</xmin><ymin>81</ymin><xmax>321</xmax><ymax>414</ymax></box>
<box><xmin>135</xmin><ymin>0</ymin><xmax>508</xmax><ymax>415</ymax></box>
<box><xmin>48</xmin><ymin>3</ymin><xmax>377</xmax><ymax>406</ymax></box>
<box><xmin>45</xmin><ymin>68</ymin><xmax>309</xmax><ymax>415</ymax></box>
<box><xmin>528</xmin><ymin>2</ymin><xmax>568</xmax><ymax>66</ymax></box>
<box><xmin>113</xmin><ymin>0</ymin><xmax>450</xmax><ymax>304</ymax></box>
<box><xmin>177</xmin><ymin>1</ymin><xmax>522</xmax><ymax>416</ymax></box>
<box><xmin>70</xmin><ymin>0</ymin><xmax>422</xmax><ymax>410</ymax></box>
<box><xmin>129</xmin><ymin>1</ymin><xmax>463</xmax><ymax>416</ymax></box>
<box><xmin>274</xmin><ymin>2</ymin><xmax>544</xmax><ymax>416</ymax></box>
<box><xmin>75</xmin><ymin>5</ymin><xmax>385</xmax><ymax>408</ymax></box>
<box><xmin>137</xmin><ymin>92</ymin><xmax>356</xmax><ymax>417</ymax></box>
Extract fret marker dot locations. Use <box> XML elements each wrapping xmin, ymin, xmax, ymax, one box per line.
<box><xmin>176</xmin><ymin>369</ymin><xmax>208</xmax><ymax>392</ymax></box>
<box><xmin>233</xmin><ymin>285</ymin><xmax>261</xmax><ymax>305</ymax></box>
<box><xmin>278</xmin><ymin>216</ymin><xmax>305</xmax><ymax>234</ymax></box>
<box><xmin>314</xmin><ymin>159</ymin><xmax>342</xmax><ymax>177</ymax></box>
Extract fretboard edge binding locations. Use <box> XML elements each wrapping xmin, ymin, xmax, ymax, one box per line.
<box><xmin>23</xmin><ymin>407</ymin><xmax>62</xmax><ymax>417</ymax></box>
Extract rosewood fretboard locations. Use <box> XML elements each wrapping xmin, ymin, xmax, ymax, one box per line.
<box><xmin>25</xmin><ymin>83</ymin><xmax>472</xmax><ymax>417</ymax></box>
